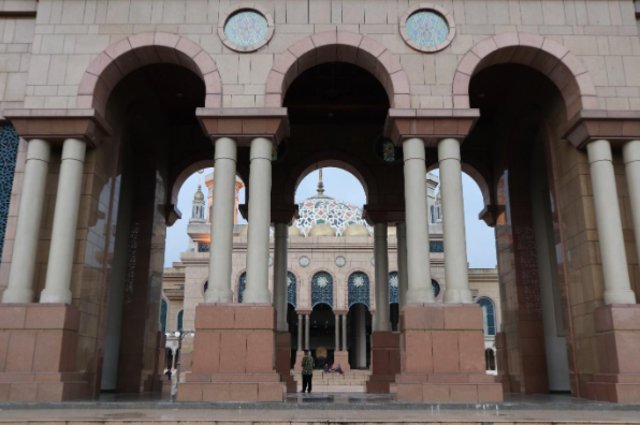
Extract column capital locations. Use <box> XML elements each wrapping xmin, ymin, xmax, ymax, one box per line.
<box><xmin>564</xmin><ymin>110</ymin><xmax>640</xmax><ymax>150</ymax></box>
<box><xmin>196</xmin><ymin>107</ymin><xmax>289</xmax><ymax>146</ymax></box>
<box><xmin>384</xmin><ymin>108</ymin><xmax>479</xmax><ymax>147</ymax></box>
<box><xmin>4</xmin><ymin>108</ymin><xmax>111</xmax><ymax>148</ymax></box>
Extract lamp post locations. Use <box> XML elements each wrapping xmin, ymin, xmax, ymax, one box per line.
<box><xmin>165</xmin><ymin>329</ymin><xmax>194</xmax><ymax>401</ymax></box>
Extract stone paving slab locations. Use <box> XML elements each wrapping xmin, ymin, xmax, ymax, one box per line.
<box><xmin>1</xmin><ymin>406</ymin><xmax>640</xmax><ymax>424</ymax></box>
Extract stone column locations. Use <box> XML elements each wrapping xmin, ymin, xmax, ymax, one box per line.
<box><xmin>342</xmin><ymin>314</ymin><xmax>347</xmax><ymax>350</ymax></box>
<box><xmin>297</xmin><ymin>313</ymin><xmax>303</xmax><ymax>351</ymax></box>
<box><xmin>2</xmin><ymin>139</ymin><xmax>50</xmax><ymax>303</ymax></box>
<box><xmin>244</xmin><ymin>137</ymin><xmax>272</xmax><ymax>303</ymax></box>
<box><xmin>273</xmin><ymin>223</ymin><xmax>288</xmax><ymax>331</ymax></box>
<box><xmin>335</xmin><ymin>313</ymin><xmax>340</xmax><ymax>350</ymax></box>
<box><xmin>304</xmin><ymin>313</ymin><xmax>310</xmax><ymax>350</ymax></box>
<box><xmin>396</xmin><ymin>222</ymin><xmax>408</xmax><ymax>310</ymax></box>
<box><xmin>623</xmin><ymin>140</ymin><xmax>640</xmax><ymax>278</ymax></box>
<box><xmin>40</xmin><ymin>138</ymin><xmax>86</xmax><ymax>304</ymax></box>
<box><xmin>403</xmin><ymin>138</ymin><xmax>433</xmax><ymax>303</ymax></box>
<box><xmin>587</xmin><ymin>139</ymin><xmax>636</xmax><ymax>304</ymax></box>
<box><xmin>438</xmin><ymin>138</ymin><xmax>472</xmax><ymax>303</ymax></box>
<box><xmin>205</xmin><ymin>137</ymin><xmax>236</xmax><ymax>303</ymax></box>
<box><xmin>374</xmin><ymin>223</ymin><xmax>390</xmax><ymax>331</ymax></box>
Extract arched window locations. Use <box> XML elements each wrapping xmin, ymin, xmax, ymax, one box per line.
<box><xmin>160</xmin><ymin>298</ymin><xmax>168</xmax><ymax>333</ymax></box>
<box><xmin>348</xmin><ymin>272</ymin><xmax>370</xmax><ymax>308</ymax></box>
<box><xmin>432</xmin><ymin>279</ymin><xmax>441</xmax><ymax>298</ymax></box>
<box><xmin>203</xmin><ymin>280</ymin><xmax>208</xmax><ymax>294</ymax></box>
<box><xmin>238</xmin><ymin>272</ymin><xmax>247</xmax><ymax>303</ymax></box>
<box><xmin>477</xmin><ymin>297</ymin><xmax>496</xmax><ymax>336</ymax></box>
<box><xmin>485</xmin><ymin>348</ymin><xmax>496</xmax><ymax>371</ymax></box>
<box><xmin>177</xmin><ymin>310</ymin><xmax>184</xmax><ymax>331</ymax></box>
<box><xmin>287</xmin><ymin>271</ymin><xmax>297</xmax><ymax>307</ymax></box>
<box><xmin>388</xmin><ymin>271</ymin><xmax>399</xmax><ymax>304</ymax></box>
<box><xmin>311</xmin><ymin>271</ymin><xmax>333</xmax><ymax>307</ymax></box>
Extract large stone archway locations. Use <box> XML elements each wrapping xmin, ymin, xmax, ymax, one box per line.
<box><xmin>265</xmin><ymin>31</ymin><xmax>411</xmax><ymax>108</ymax></box>
<box><xmin>453</xmin><ymin>32</ymin><xmax>597</xmax><ymax>118</ymax></box>
<box><xmin>77</xmin><ymin>32</ymin><xmax>222</xmax><ymax>115</ymax></box>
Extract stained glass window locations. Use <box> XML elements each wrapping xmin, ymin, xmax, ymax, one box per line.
<box><xmin>0</xmin><ymin>124</ymin><xmax>19</xmax><ymax>259</ymax></box>
<box><xmin>405</xmin><ymin>10</ymin><xmax>449</xmax><ymax>49</ymax></box>
<box><xmin>287</xmin><ymin>271</ymin><xmax>297</xmax><ymax>307</ymax></box>
<box><xmin>389</xmin><ymin>271</ymin><xmax>399</xmax><ymax>304</ymax></box>
<box><xmin>348</xmin><ymin>272</ymin><xmax>370</xmax><ymax>307</ymax></box>
<box><xmin>430</xmin><ymin>240</ymin><xmax>444</xmax><ymax>253</ymax></box>
<box><xmin>224</xmin><ymin>9</ymin><xmax>269</xmax><ymax>51</ymax></box>
<box><xmin>477</xmin><ymin>297</ymin><xmax>496</xmax><ymax>335</ymax></box>
<box><xmin>311</xmin><ymin>271</ymin><xmax>333</xmax><ymax>307</ymax></box>
<box><xmin>238</xmin><ymin>272</ymin><xmax>246</xmax><ymax>303</ymax></box>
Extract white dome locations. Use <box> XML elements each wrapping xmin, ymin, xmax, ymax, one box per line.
<box><xmin>293</xmin><ymin>194</ymin><xmax>371</xmax><ymax>237</ymax></box>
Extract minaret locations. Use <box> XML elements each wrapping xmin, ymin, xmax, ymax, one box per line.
<box><xmin>190</xmin><ymin>184</ymin><xmax>206</xmax><ymax>223</ymax></box>
<box><xmin>317</xmin><ymin>168</ymin><xmax>325</xmax><ymax>196</ymax></box>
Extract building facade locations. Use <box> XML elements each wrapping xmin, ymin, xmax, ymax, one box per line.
<box><xmin>161</xmin><ymin>172</ymin><xmax>501</xmax><ymax>378</ymax></box>
<box><xmin>0</xmin><ymin>0</ymin><xmax>639</xmax><ymax>403</ymax></box>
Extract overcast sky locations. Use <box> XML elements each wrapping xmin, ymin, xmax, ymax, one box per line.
<box><xmin>164</xmin><ymin>167</ymin><xmax>497</xmax><ymax>268</ymax></box>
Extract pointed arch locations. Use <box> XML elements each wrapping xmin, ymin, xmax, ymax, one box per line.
<box><xmin>77</xmin><ymin>32</ymin><xmax>222</xmax><ymax>116</ymax></box>
<box><xmin>453</xmin><ymin>33</ymin><xmax>597</xmax><ymax>119</ymax></box>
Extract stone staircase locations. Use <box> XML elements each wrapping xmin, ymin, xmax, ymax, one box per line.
<box><xmin>292</xmin><ymin>369</ymin><xmax>371</xmax><ymax>393</ymax></box>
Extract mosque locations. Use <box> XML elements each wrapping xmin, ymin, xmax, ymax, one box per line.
<box><xmin>161</xmin><ymin>171</ymin><xmax>501</xmax><ymax>381</ymax></box>
<box><xmin>0</xmin><ymin>0</ymin><xmax>639</xmax><ymax>405</ymax></box>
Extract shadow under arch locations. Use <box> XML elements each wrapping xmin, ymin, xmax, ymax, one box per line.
<box><xmin>453</xmin><ymin>33</ymin><xmax>597</xmax><ymax>119</ymax></box>
<box><xmin>266</xmin><ymin>31</ymin><xmax>411</xmax><ymax>108</ymax></box>
<box><xmin>78</xmin><ymin>32</ymin><xmax>222</xmax><ymax>117</ymax></box>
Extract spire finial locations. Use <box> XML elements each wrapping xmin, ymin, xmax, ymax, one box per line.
<box><xmin>317</xmin><ymin>168</ymin><xmax>325</xmax><ymax>196</ymax></box>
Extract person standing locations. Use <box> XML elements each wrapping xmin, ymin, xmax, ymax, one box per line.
<box><xmin>301</xmin><ymin>350</ymin><xmax>314</xmax><ymax>393</ymax></box>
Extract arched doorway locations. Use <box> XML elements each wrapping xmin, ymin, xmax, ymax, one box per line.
<box><xmin>465</xmin><ymin>57</ymin><xmax>575</xmax><ymax>394</ymax></box>
<box><xmin>96</xmin><ymin>44</ymin><xmax>211</xmax><ymax>393</ymax></box>
<box><xmin>310</xmin><ymin>271</ymin><xmax>335</xmax><ymax>368</ymax></box>
<box><xmin>347</xmin><ymin>271</ymin><xmax>372</xmax><ymax>369</ymax></box>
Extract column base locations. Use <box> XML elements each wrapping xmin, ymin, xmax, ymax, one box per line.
<box><xmin>393</xmin><ymin>304</ymin><xmax>503</xmax><ymax>403</ymax></box>
<box><xmin>0</xmin><ymin>304</ymin><xmax>90</xmax><ymax>401</ymax></box>
<box><xmin>293</xmin><ymin>350</ymin><xmax>305</xmax><ymax>371</ymax></box>
<box><xmin>178</xmin><ymin>304</ymin><xmax>285</xmax><ymax>401</ymax></box>
<box><xmin>275</xmin><ymin>331</ymin><xmax>296</xmax><ymax>393</ymax></box>
<box><xmin>366</xmin><ymin>331</ymin><xmax>400</xmax><ymax>393</ymax></box>
<box><xmin>586</xmin><ymin>304</ymin><xmax>640</xmax><ymax>403</ymax></box>
<box><xmin>333</xmin><ymin>350</ymin><xmax>350</xmax><ymax>373</ymax></box>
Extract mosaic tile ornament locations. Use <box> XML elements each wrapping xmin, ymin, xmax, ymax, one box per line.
<box><xmin>405</xmin><ymin>10</ymin><xmax>449</xmax><ymax>50</ymax></box>
<box><xmin>224</xmin><ymin>9</ymin><xmax>269</xmax><ymax>51</ymax></box>
<box><xmin>348</xmin><ymin>272</ymin><xmax>370</xmax><ymax>308</ymax></box>
<box><xmin>311</xmin><ymin>271</ymin><xmax>333</xmax><ymax>307</ymax></box>
<box><xmin>294</xmin><ymin>195</ymin><xmax>372</xmax><ymax>237</ymax></box>
<box><xmin>0</xmin><ymin>124</ymin><xmax>19</xmax><ymax>259</ymax></box>
<box><xmin>389</xmin><ymin>271</ymin><xmax>399</xmax><ymax>304</ymax></box>
<box><xmin>287</xmin><ymin>271</ymin><xmax>297</xmax><ymax>307</ymax></box>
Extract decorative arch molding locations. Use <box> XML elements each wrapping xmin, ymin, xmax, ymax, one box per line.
<box><xmin>265</xmin><ymin>31</ymin><xmax>410</xmax><ymax>108</ymax></box>
<box><xmin>78</xmin><ymin>32</ymin><xmax>222</xmax><ymax>116</ymax></box>
<box><xmin>453</xmin><ymin>32</ymin><xmax>597</xmax><ymax>119</ymax></box>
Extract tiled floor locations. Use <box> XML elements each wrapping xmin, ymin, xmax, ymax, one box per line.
<box><xmin>1</xmin><ymin>393</ymin><xmax>640</xmax><ymax>424</ymax></box>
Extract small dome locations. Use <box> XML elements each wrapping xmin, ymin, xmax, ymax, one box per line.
<box><xmin>289</xmin><ymin>226</ymin><xmax>302</xmax><ymax>236</ymax></box>
<box><xmin>193</xmin><ymin>185</ymin><xmax>205</xmax><ymax>202</ymax></box>
<box><xmin>308</xmin><ymin>222</ymin><xmax>336</xmax><ymax>236</ymax></box>
<box><xmin>343</xmin><ymin>223</ymin><xmax>369</xmax><ymax>236</ymax></box>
